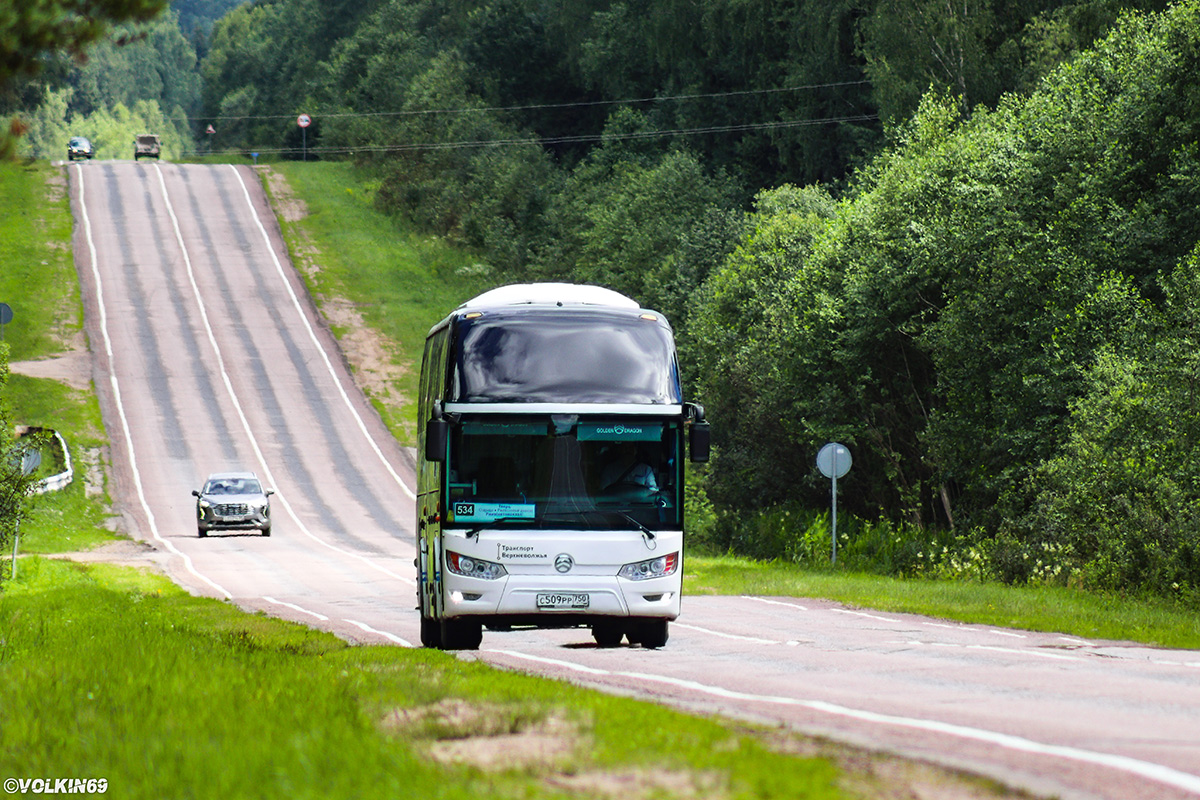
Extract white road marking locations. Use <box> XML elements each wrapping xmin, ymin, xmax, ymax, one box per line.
<box><xmin>344</xmin><ymin>619</ymin><xmax>413</xmax><ymax>647</ymax></box>
<box><xmin>966</xmin><ymin>644</ymin><xmax>1078</xmax><ymax>661</ymax></box>
<box><xmin>74</xmin><ymin>164</ymin><xmax>233</xmax><ymax>600</ymax></box>
<box><xmin>487</xmin><ymin>649</ymin><xmax>610</xmax><ymax>676</ymax></box>
<box><xmin>740</xmin><ymin>595</ymin><xmax>809</xmax><ymax>611</ymax></box>
<box><xmin>226</xmin><ymin>165</ymin><xmax>417</xmax><ymax>502</ymax></box>
<box><xmin>486</xmin><ymin>648</ymin><xmax>1200</xmax><ymax>797</ymax></box>
<box><xmin>831</xmin><ymin>608</ymin><xmax>897</xmax><ymax>623</ymax></box>
<box><xmin>986</xmin><ymin>629</ymin><xmax>1027</xmax><ymax>639</ymax></box>
<box><xmin>673</xmin><ymin>622</ymin><xmax>781</xmax><ymax>645</ymax></box>
<box><xmin>902</xmin><ymin>641</ymin><xmax>1082</xmax><ymax>662</ymax></box>
<box><xmin>263</xmin><ymin>596</ymin><xmax>329</xmax><ymax>621</ymax></box>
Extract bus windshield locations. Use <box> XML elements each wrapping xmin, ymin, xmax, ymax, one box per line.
<box><xmin>452</xmin><ymin>310</ymin><xmax>681</xmax><ymax>404</ymax></box>
<box><xmin>445</xmin><ymin>417</ymin><xmax>681</xmax><ymax>531</ymax></box>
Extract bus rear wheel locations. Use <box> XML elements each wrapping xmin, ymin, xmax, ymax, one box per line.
<box><xmin>439</xmin><ymin>617</ymin><xmax>483</xmax><ymax>650</ymax></box>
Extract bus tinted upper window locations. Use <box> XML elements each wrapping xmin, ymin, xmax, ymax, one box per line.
<box><xmin>453</xmin><ymin>310</ymin><xmax>681</xmax><ymax>404</ymax></box>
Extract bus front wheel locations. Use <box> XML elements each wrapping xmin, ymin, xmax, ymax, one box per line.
<box><xmin>631</xmin><ymin>619</ymin><xmax>669</xmax><ymax>649</ymax></box>
<box><xmin>420</xmin><ymin>615</ymin><xmax>442</xmax><ymax>648</ymax></box>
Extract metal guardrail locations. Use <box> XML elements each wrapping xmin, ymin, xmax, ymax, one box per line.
<box><xmin>25</xmin><ymin>428</ymin><xmax>74</xmax><ymax>495</ymax></box>
<box><xmin>7</xmin><ymin>428</ymin><xmax>73</xmax><ymax>581</ymax></box>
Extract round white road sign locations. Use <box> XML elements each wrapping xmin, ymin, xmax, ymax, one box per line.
<box><xmin>816</xmin><ymin>442</ymin><xmax>851</xmax><ymax>479</ymax></box>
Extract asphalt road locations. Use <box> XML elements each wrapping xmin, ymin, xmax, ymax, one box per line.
<box><xmin>67</xmin><ymin>161</ymin><xmax>1200</xmax><ymax>800</ymax></box>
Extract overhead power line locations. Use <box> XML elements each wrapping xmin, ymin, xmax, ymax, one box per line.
<box><xmin>205</xmin><ymin>112</ymin><xmax>880</xmax><ymax>156</ymax></box>
<box><xmin>193</xmin><ymin>80</ymin><xmax>872</xmax><ymax>123</ymax></box>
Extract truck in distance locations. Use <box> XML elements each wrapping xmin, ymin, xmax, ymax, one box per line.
<box><xmin>133</xmin><ymin>134</ymin><xmax>161</xmax><ymax>161</ymax></box>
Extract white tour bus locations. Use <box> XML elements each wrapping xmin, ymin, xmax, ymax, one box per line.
<box><xmin>416</xmin><ymin>283</ymin><xmax>709</xmax><ymax>650</ymax></box>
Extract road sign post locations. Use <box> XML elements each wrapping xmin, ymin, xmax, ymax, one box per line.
<box><xmin>297</xmin><ymin>114</ymin><xmax>312</xmax><ymax>161</ymax></box>
<box><xmin>816</xmin><ymin>443</ymin><xmax>852</xmax><ymax>565</ymax></box>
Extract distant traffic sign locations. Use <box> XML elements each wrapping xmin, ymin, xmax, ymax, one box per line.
<box><xmin>0</xmin><ymin>301</ymin><xmax>12</xmax><ymax>341</ymax></box>
<box><xmin>297</xmin><ymin>114</ymin><xmax>312</xmax><ymax>128</ymax></box>
<box><xmin>816</xmin><ymin>442</ymin><xmax>851</xmax><ymax>564</ymax></box>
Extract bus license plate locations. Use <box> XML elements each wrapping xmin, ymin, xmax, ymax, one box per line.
<box><xmin>536</xmin><ymin>592</ymin><xmax>589</xmax><ymax>610</ymax></box>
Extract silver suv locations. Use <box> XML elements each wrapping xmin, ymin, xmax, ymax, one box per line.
<box><xmin>192</xmin><ymin>471</ymin><xmax>273</xmax><ymax>537</ymax></box>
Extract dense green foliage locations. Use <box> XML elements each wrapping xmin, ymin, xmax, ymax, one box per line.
<box><xmin>11</xmin><ymin>11</ymin><xmax>200</xmax><ymax>161</ymax></box>
<box><xmin>0</xmin><ymin>0</ymin><xmax>167</xmax><ymax>90</ymax></box>
<box><xmin>200</xmin><ymin>0</ymin><xmax>1200</xmax><ymax>603</ymax></box>
<box><xmin>696</xmin><ymin>5</ymin><xmax>1200</xmax><ymax>601</ymax></box>
<box><xmin>0</xmin><ymin>0</ymin><xmax>169</xmax><ymax>157</ymax></box>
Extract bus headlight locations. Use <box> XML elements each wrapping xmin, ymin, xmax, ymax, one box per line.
<box><xmin>618</xmin><ymin>552</ymin><xmax>678</xmax><ymax>581</ymax></box>
<box><xmin>446</xmin><ymin>551</ymin><xmax>508</xmax><ymax>580</ymax></box>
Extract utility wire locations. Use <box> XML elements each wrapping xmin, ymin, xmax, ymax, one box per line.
<box><xmin>194</xmin><ymin>80</ymin><xmax>872</xmax><ymax>123</ymax></box>
<box><xmin>203</xmin><ymin>113</ymin><xmax>879</xmax><ymax>156</ymax></box>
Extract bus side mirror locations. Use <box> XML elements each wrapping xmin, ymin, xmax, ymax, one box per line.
<box><xmin>689</xmin><ymin>422</ymin><xmax>710</xmax><ymax>463</ymax></box>
<box><xmin>425</xmin><ymin>411</ymin><xmax>448</xmax><ymax>463</ymax></box>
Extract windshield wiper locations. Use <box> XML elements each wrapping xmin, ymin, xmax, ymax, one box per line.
<box><xmin>614</xmin><ymin>511</ymin><xmax>657</xmax><ymax>546</ymax></box>
<box><xmin>463</xmin><ymin>517</ymin><xmax>536</xmax><ymax>540</ymax></box>
<box><xmin>539</xmin><ymin>509</ymin><xmax>656</xmax><ymax>542</ymax></box>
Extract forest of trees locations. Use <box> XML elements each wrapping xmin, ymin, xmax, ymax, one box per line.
<box><xmin>6</xmin><ymin>0</ymin><xmax>1200</xmax><ymax>603</ymax></box>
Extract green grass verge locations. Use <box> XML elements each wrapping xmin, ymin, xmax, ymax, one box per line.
<box><xmin>686</xmin><ymin>554</ymin><xmax>1200</xmax><ymax>649</ymax></box>
<box><xmin>260</xmin><ymin>161</ymin><xmax>492</xmax><ymax>444</ymax></box>
<box><xmin>9</xmin><ymin>371</ymin><xmax>118</xmax><ymax>555</ymax></box>
<box><xmin>2</xmin><ymin>160</ymin><xmax>117</xmax><ymax>558</ymax></box>
<box><xmin>0</xmin><ymin>161</ymin><xmax>78</xmax><ymax>359</ymax></box>
<box><xmin>0</xmin><ymin>558</ymin><xmax>852</xmax><ymax>800</ymax></box>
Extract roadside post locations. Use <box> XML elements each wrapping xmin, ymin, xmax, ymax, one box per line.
<box><xmin>297</xmin><ymin>113</ymin><xmax>312</xmax><ymax>161</ymax></box>
<box><xmin>816</xmin><ymin>442</ymin><xmax>852</xmax><ymax>564</ymax></box>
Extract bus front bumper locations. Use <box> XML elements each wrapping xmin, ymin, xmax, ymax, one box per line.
<box><xmin>443</xmin><ymin>573</ymin><xmax>681</xmax><ymax>621</ymax></box>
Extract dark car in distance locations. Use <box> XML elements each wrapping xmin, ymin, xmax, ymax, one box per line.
<box><xmin>67</xmin><ymin>136</ymin><xmax>94</xmax><ymax>161</ymax></box>
<box><xmin>192</xmin><ymin>471</ymin><xmax>273</xmax><ymax>537</ymax></box>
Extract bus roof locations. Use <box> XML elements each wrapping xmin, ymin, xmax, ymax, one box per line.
<box><xmin>458</xmin><ymin>283</ymin><xmax>639</xmax><ymax>310</ymax></box>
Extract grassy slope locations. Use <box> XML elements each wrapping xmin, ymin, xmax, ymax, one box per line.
<box><xmin>1</xmin><ymin>161</ymin><xmax>120</xmax><ymax>557</ymax></box>
<box><xmin>0</xmin><ymin>163</ymin><xmax>78</xmax><ymax>357</ymax></box>
<box><xmin>262</xmin><ymin>162</ymin><xmax>491</xmax><ymax>443</ymax></box>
